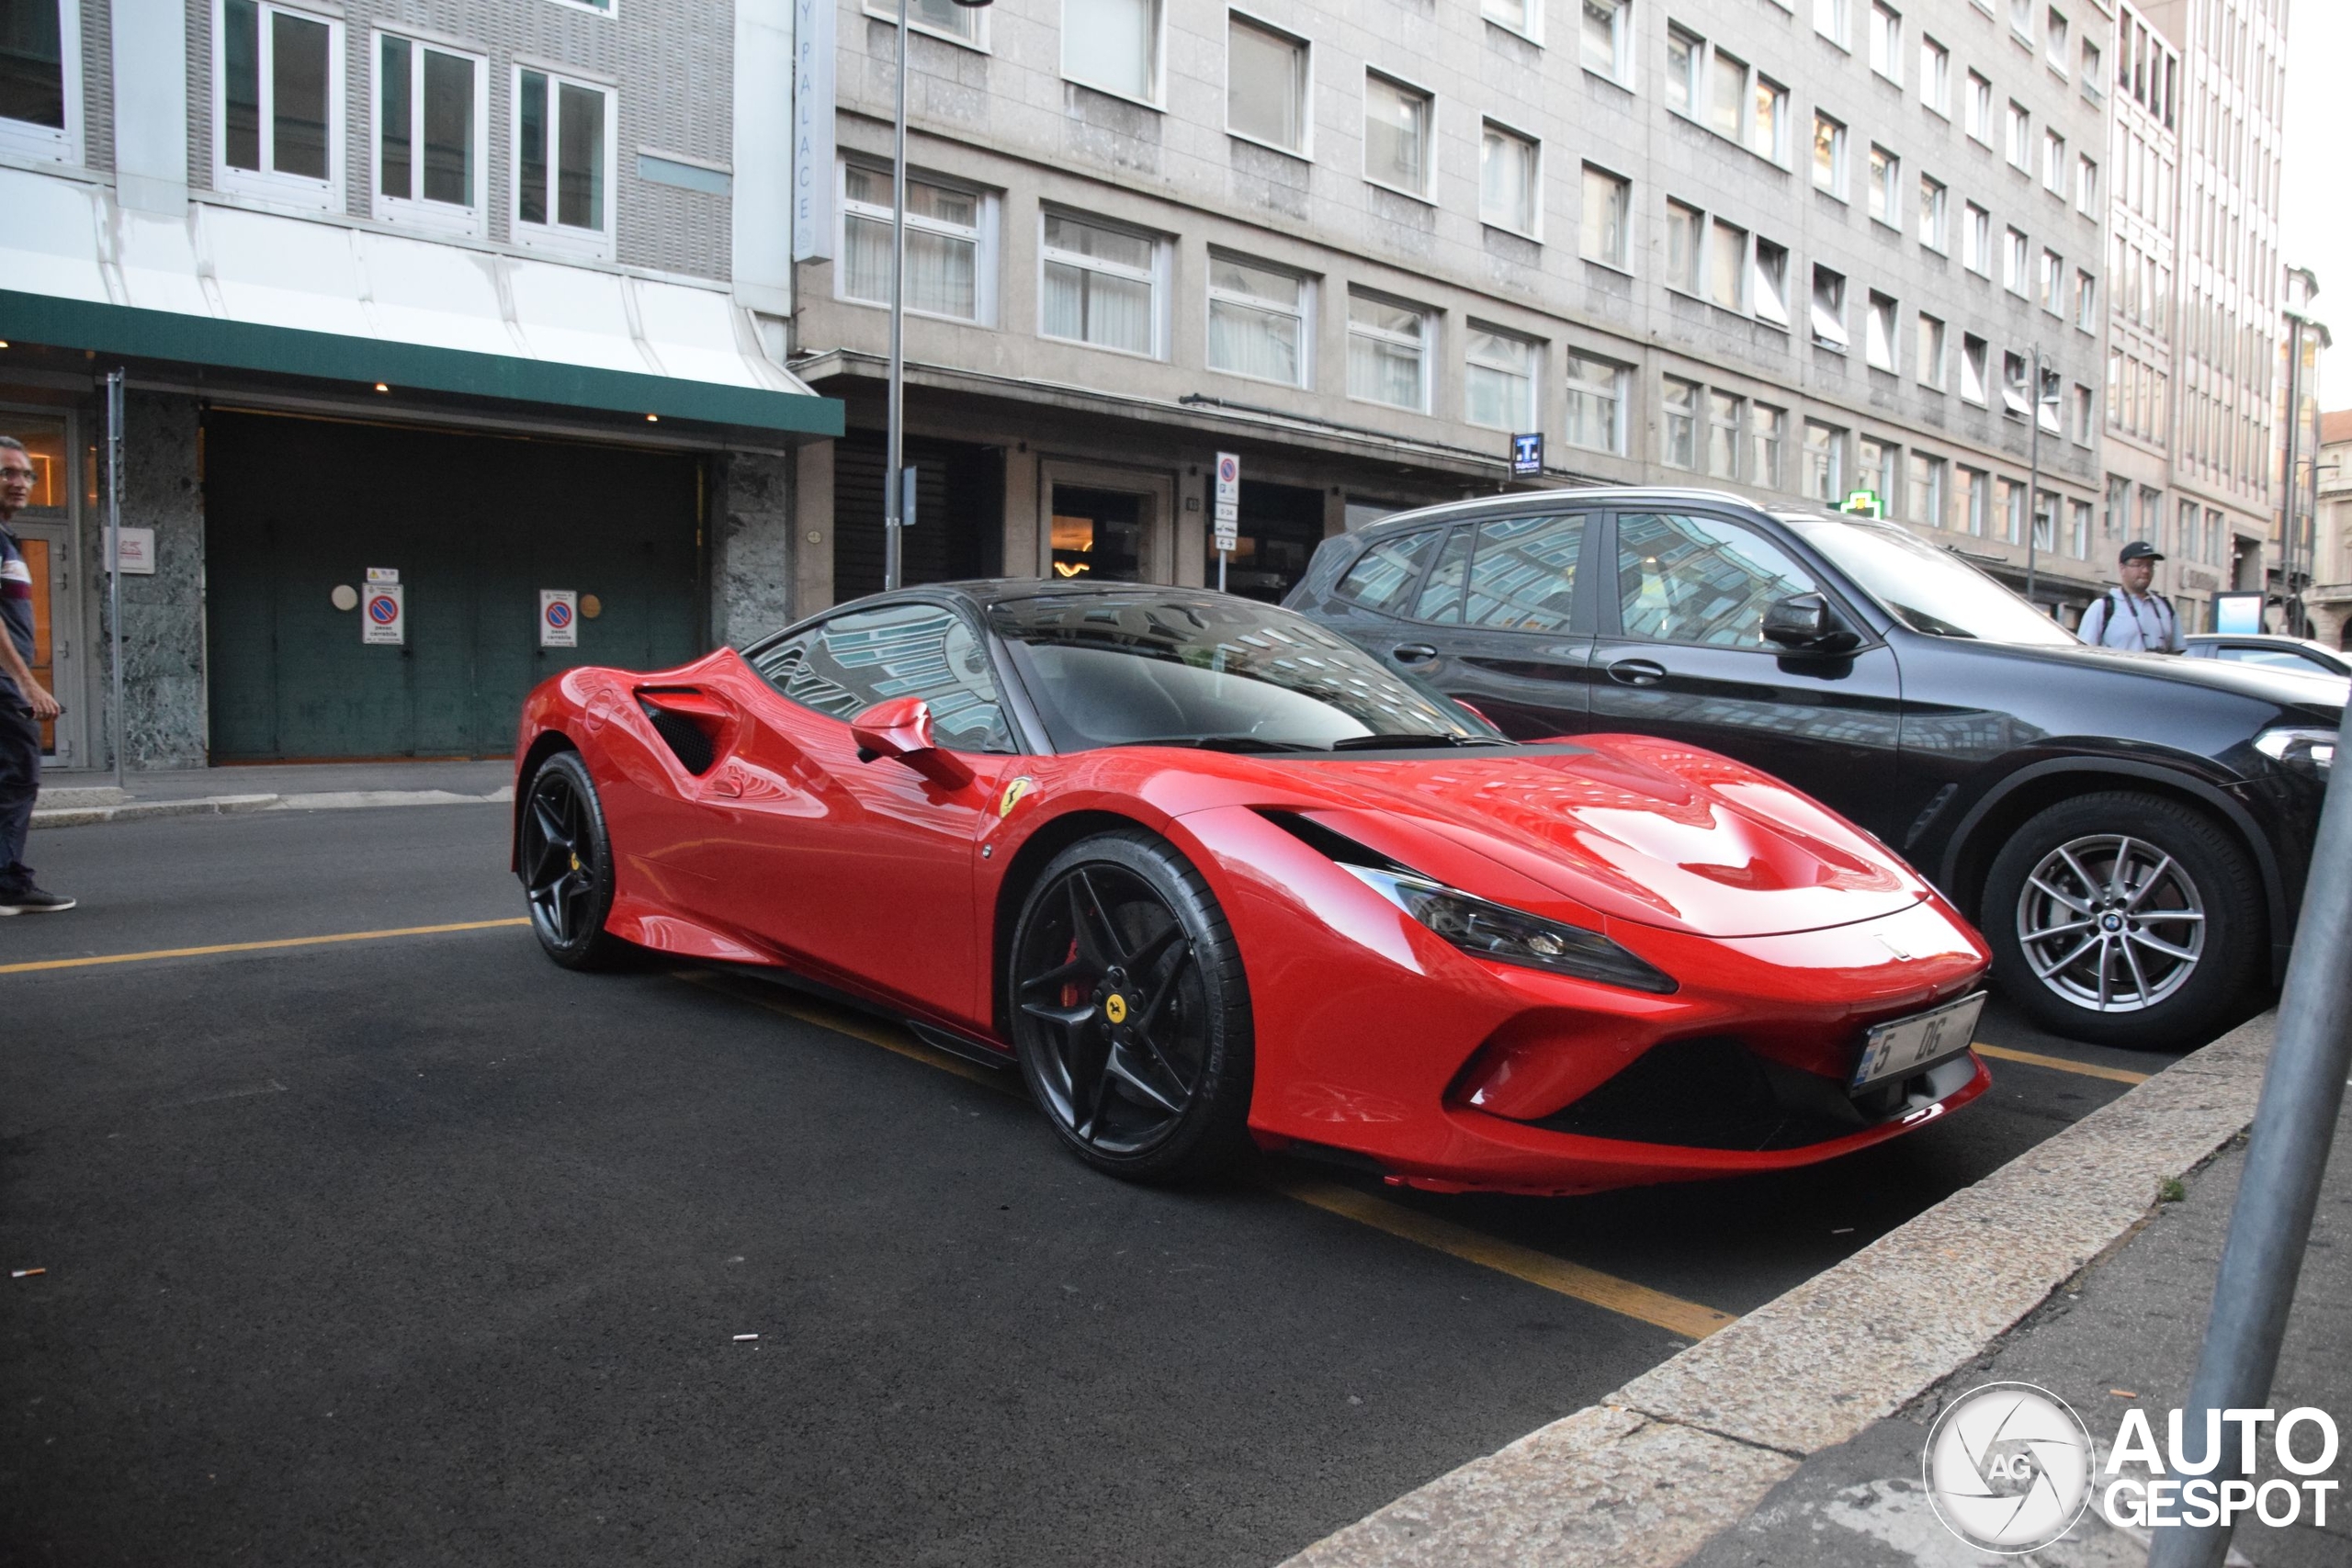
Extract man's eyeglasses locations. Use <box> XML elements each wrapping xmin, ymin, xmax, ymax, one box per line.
<box><xmin>0</xmin><ymin>468</ymin><xmax>36</xmax><ymax>483</ymax></box>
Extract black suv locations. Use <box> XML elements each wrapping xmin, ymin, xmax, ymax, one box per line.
<box><xmin>1286</xmin><ymin>489</ymin><xmax>2341</xmax><ymax>1050</ymax></box>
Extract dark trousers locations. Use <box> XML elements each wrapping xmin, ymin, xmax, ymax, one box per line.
<box><xmin>0</xmin><ymin>701</ymin><xmax>39</xmax><ymax>896</ymax></box>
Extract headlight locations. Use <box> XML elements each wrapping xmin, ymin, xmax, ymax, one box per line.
<box><xmin>1342</xmin><ymin>864</ymin><xmax>1678</xmax><ymax>994</ymax></box>
<box><xmin>2255</xmin><ymin>725</ymin><xmax>2338</xmax><ymax>775</ymax></box>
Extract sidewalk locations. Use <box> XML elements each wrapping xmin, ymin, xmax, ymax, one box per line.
<box><xmin>1689</xmin><ymin>1093</ymin><xmax>2351</xmax><ymax>1568</ymax></box>
<box><xmin>33</xmin><ymin>760</ymin><xmax>514</xmax><ymax>827</ymax></box>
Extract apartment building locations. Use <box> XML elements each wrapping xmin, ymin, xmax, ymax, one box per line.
<box><xmin>0</xmin><ymin>0</ymin><xmax>839</xmax><ymax>767</ymax></box>
<box><xmin>2101</xmin><ymin>0</ymin><xmax>2289</xmax><ymax>632</ymax></box>
<box><xmin>2311</xmin><ymin>408</ymin><xmax>2351</xmax><ymax>649</ymax></box>
<box><xmin>786</xmin><ymin>0</ymin><xmax>2116</xmax><ymax>615</ymax></box>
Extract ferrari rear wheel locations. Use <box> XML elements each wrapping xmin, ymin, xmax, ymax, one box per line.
<box><xmin>1008</xmin><ymin>830</ymin><xmax>1254</xmax><ymax>1183</ymax></box>
<box><xmin>519</xmin><ymin>750</ymin><xmax>630</xmax><ymax>971</ymax></box>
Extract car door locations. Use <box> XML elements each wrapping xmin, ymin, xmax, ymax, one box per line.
<box><xmin>1399</xmin><ymin>512</ymin><xmax>1599</xmax><ymax>739</ymax></box>
<box><xmin>695</xmin><ymin>600</ymin><xmax>1018</xmax><ymax>1028</ymax></box>
<box><xmin>1585</xmin><ymin>509</ymin><xmax>1906</xmax><ymax>837</ymax></box>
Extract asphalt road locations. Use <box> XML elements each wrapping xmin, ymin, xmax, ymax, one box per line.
<box><xmin>0</xmin><ymin>805</ymin><xmax>2196</xmax><ymax>1566</ymax></box>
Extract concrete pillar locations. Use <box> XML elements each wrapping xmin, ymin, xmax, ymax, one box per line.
<box><xmin>1002</xmin><ymin>443</ymin><xmax>1040</xmax><ymax>579</ymax></box>
<box><xmin>711</xmin><ymin>448</ymin><xmax>796</xmax><ymax>647</ymax></box>
<box><xmin>100</xmin><ymin>391</ymin><xmax>204</xmax><ymax>769</ymax></box>
<box><xmin>792</xmin><ymin>440</ymin><xmax>834</xmax><ymax>616</ymax></box>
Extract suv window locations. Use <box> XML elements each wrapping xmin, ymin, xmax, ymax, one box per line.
<box><xmin>1334</xmin><ymin>528</ymin><xmax>1441</xmax><ymax>616</ymax></box>
<box><xmin>751</xmin><ymin>602</ymin><xmax>1012</xmax><ymax>751</ymax></box>
<box><xmin>1414</xmin><ymin>527</ymin><xmax>1474</xmax><ymax>622</ymax></box>
<box><xmin>1615</xmin><ymin>512</ymin><xmax>1821</xmax><ymax>649</ymax></box>
<box><xmin>1463</xmin><ymin>513</ymin><xmax>1586</xmax><ymax>632</ymax></box>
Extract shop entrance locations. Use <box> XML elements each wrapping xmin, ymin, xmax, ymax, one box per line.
<box><xmin>205</xmin><ymin>412</ymin><xmax>704</xmax><ymax>760</ymax></box>
<box><xmin>1212</xmin><ymin>479</ymin><xmax>1327</xmax><ymax>602</ymax></box>
<box><xmin>0</xmin><ymin>412</ymin><xmax>82</xmax><ymax>765</ymax></box>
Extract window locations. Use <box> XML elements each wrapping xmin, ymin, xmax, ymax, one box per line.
<box><xmin>1857</xmin><ymin>436</ymin><xmax>1895</xmax><ymax>508</ymax></box>
<box><xmin>1709</xmin><ymin>220</ymin><xmax>1747</xmax><ymax>310</ymax></box>
<box><xmin>1565</xmin><ymin>352</ymin><xmax>1628</xmax><ymax>454</ymax></box>
<box><xmin>868</xmin><ymin>0</ymin><xmax>984</xmax><ymax>41</ymax></box>
<box><xmin>2006</xmin><ymin>101</ymin><xmax>2030</xmax><ymax>169</ymax></box>
<box><xmin>2037</xmin><ymin>364</ymin><xmax>2062</xmax><ymax>434</ymax></box>
<box><xmin>1810</xmin><ymin>265</ymin><xmax>1848</xmax><ymax>352</ymax></box>
<box><xmin>1751</xmin><ymin>404</ymin><xmax>1786</xmax><ymax>489</ymax></box>
<box><xmin>1999</xmin><ymin>477</ymin><xmax>2024</xmax><ymax>544</ymax></box>
<box><xmin>1920</xmin><ymin>36</ymin><xmax>1950</xmax><ymax>115</ymax></box>
<box><xmin>2081</xmin><ymin>38</ymin><xmax>2103</xmax><ymax>96</ymax></box>
<box><xmin>375</xmin><ymin>36</ymin><xmax>482</xmax><ymax>233</ymax></box>
<box><xmin>2039</xmin><ymin>248</ymin><xmax>2062</xmax><ymax>312</ymax></box>
<box><xmin>1662</xmin><ymin>377</ymin><xmax>1701</xmax><ymax>468</ymax></box>
<box><xmin>842</xmin><ymin>164</ymin><xmax>985</xmax><ymax>321</ymax></box>
<box><xmin>1803</xmin><ymin>420</ymin><xmax>1845</xmax><ymax>502</ymax></box>
<box><xmin>1042</xmin><ymin>213</ymin><xmax>1159</xmax><ymax>355</ymax></box>
<box><xmin>2075</xmin><ymin>153</ymin><xmax>2098</xmax><ymax>214</ymax></box>
<box><xmin>1666</xmin><ymin>27</ymin><xmax>1701</xmax><ymax>113</ymax></box>
<box><xmin>1616</xmin><ymin>513</ymin><xmax>1824</xmax><ymax>648</ymax></box>
<box><xmin>1581</xmin><ymin>0</ymin><xmax>1628</xmax><ymax>79</ymax></box>
<box><xmin>1364</xmin><ymin>72</ymin><xmax>1432</xmax><ymax>197</ymax></box>
<box><xmin>2073</xmin><ymin>268</ymin><xmax>2096</xmax><ymax>331</ymax></box>
<box><xmin>1465</xmin><ymin>326</ymin><xmax>1538</xmax><ymax>432</ymax></box>
<box><xmin>1963</xmin><ymin>202</ymin><xmax>1990</xmax><ymax>274</ymax></box>
<box><xmin>2031</xmin><ymin>491</ymin><xmax>2056</xmax><ymax>552</ymax></box>
<box><xmin>1227</xmin><ymin>15</ymin><xmax>1307</xmax><ymax>153</ymax></box>
<box><xmin>754</xmin><ymin>603</ymin><xmax>1011</xmax><ymax>753</ymax></box>
<box><xmin>1965</xmin><ymin>71</ymin><xmax>1992</xmax><ymax>142</ymax></box>
<box><xmin>2002</xmin><ymin>350</ymin><xmax>2030</xmax><ymax>417</ymax></box>
<box><xmin>1815</xmin><ymin>0</ymin><xmax>1849</xmax><ymax>50</ymax></box>
<box><xmin>1710</xmin><ymin>49</ymin><xmax>1749</xmax><ymax>141</ymax></box>
<box><xmin>1910</xmin><ymin>454</ymin><xmax>1947</xmax><ymax>525</ymax></box>
<box><xmin>2003</xmin><ymin>226</ymin><xmax>2028</xmax><ymax>293</ymax></box>
<box><xmin>1580</xmin><ymin>165</ymin><xmax>1631</xmax><ymax>268</ymax></box>
<box><xmin>2103</xmin><ymin>474</ymin><xmax>2129</xmax><ymax>539</ymax></box>
<box><xmin>1955</xmin><ymin>466</ymin><xmax>1985</xmax><ymax>536</ymax></box>
<box><xmin>2008</xmin><ymin>0</ymin><xmax>2033</xmax><ymax>40</ymax></box>
<box><xmin>1481</xmin><ymin>0</ymin><xmax>1536</xmax><ymax>37</ymax></box>
<box><xmin>2041</xmin><ymin>129</ymin><xmax>2065</xmax><ymax>192</ymax></box>
<box><xmin>1337</xmin><ymin>529</ymin><xmax>1442</xmax><ymax>616</ymax></box>
<box><xmin>2070</xmin><ymin>498</ymin><xmax>2092</xmax><ymax>558</ymax></box>
<box><xmin>1348</xmin><ymin>292</ymin><xmax>1430</xmax><ymax>412</ymax></box>
<box><xmin>2045</xmin><ymin>7</ymin><xmax>2069</xmax><ymax>73</ymax></box>
<box><xmin>1464</xmin><ymin>515</ymin><xmax>1588</xmax><ymax>633</ymax></box>
<box><xmin>0</xmin><ymin>0</ymin><xmax>79</xmax><ymax>161</ymax></box>
<box><xmin>1751</xmin><ymin>76</ymin><xmax>1789</xmax><ymax>162</ymax></box>
<box><xmin>1918</xmin><ymin>175</ymin><xmax>1947</xmax><ymax>250</ymax></box>
<box><xmin>1752</xmin><ymin>240</ymin><xmax>1791</xmax><ymax>327</ymax></box>
<box><xmin>1065</xmin><ymin>0</ymin><xmax>1160</xmax><ymax>103</ymax></box>
<box><xmin>2072</xmin><ymin>383</ymin><xmax>2093</xmax><ymax>443</ymax></box>
<box><xmin>1868</xmin><ymin>145</ymin><xmax>1899</xmax><ymax>225</ymax></box>
<box><xmin>1480</xmin><ymin>121</ymin><xmax>1539</xmax><ymax>235</ymax></box>
<box><xmin>1207</xmin><ymin>254</ymin><xmax>1308</xmax><ymax>387</ymax></box>
<box><xmin>1961</xmin><ymin>333</ymin><xmax>1988</xmax><ymax>403</ymax></box>
<box><xmin>1870</xmin><ymin>4</ymin><xmax>1903</xmax><ymax>83</ymax></box>
<box><xmin>1865</xmin><ymin>292</ymin><xmax>1898</xmax><ymax>372</ymax></box>
<box><xmin>1707</xmin><ymin>390</ymin><xmax>1744</xmax><ymax>479</ymax></box>
<box><xmin>1666</xmin><ymin>201</ymin><xmax>1704</xmax><ymax>294</ymax></box>
<box><xmin>1917</xmin><ymin>311</ymin><xmax>1946</xmax><ymax>387</ymax></box>
<box><xmin>1813</xmin><ymin>112</ymin><xmax>1846</xmax><ymax>195</ymax></box>
<box><xmin>217</xmin><ymin>0</ymin><xmax>341</xmax><ymax>205</ymax></box>
<box><xmin>514</xmin><ymin>68</ymin><xmax>610</xmax><ymax>255</ymax></box>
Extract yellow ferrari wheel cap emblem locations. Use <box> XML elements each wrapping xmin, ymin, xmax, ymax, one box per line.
<box><xmin>1103</xmin><ymin>994</ymin><xmax>1129</xmax><ymax>1024</ymax></box>
<box><xmin>570</xmin><ymin>853</ymin><xmax>581</xmax><ymax>872</ymax></box>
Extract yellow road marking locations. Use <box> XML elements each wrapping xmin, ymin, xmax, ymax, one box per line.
<box><xmin>1974</xmin><ymin>1042</ymin><xmax>2152</xmax><ymax>1085</ymax></box>
<box><xmin>0</xmin><ymin>918</ymin><xmax>531</xmax><ymax>975</ymax></box>
<box><xmin>678</xmin><ymin>968</ymin><xmax>1736</xmax><ymax>1337</ymax></box>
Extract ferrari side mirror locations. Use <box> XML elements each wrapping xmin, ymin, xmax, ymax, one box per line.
<box><xmin>851</xmin><ymin>696</ymin><xmax>974</xmax><ymax>787</ymax></box>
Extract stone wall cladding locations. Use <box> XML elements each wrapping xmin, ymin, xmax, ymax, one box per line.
<box><xmin>98</xmin><ymin>391</ymin><xmax>207</xmax><ymax>770</ymax></box>
<box><xmin>711</xmin><ymin>447</ymin><xmax>796</xmax><ymax>648</ymax></box>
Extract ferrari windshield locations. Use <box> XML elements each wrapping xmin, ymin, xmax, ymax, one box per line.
<box><xmin>1780</xmin><ymin>515</ymin><xmax>2079</xmax><ymax>647</ymax></box>
<box><xmin>989</xmin><ymin>592</ymin><xmax>1498</xmax><ymax>753</ymax></box>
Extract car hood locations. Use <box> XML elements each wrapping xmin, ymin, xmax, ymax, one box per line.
<box><xmin>1975</xmin><ymin>637</ymin><xmax>2346</xmax><ymax>715</ymax></box>
<box><xmin>1242</xmin><ymin>737</ymin><xmax>1932</xmax><ymax>939</ymax></box>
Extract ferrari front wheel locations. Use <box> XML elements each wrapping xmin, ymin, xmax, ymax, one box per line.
<box><xmin>1008</xmin><ymin>830</ymin><xmax>1255</xmax><ymax>1183</ymax></box>
<box><xmin>519</xmin><ymin>750</ymin><xmax>630</xmax><ymax>971</ymax></box>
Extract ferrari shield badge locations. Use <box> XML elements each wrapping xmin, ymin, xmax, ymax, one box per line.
<box><xmin>998</xmin><ymin>775</ymin><xmax>1039</xmax><ymax>819</ymax></box>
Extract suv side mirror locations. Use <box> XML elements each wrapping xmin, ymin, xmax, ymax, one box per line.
<box><xmin>850</xmin><ymin>697</ymin><xmax>974</xmax><ymax>787</ymax></box>
<box><xmin>1761</xmin><ymin>593</ymin><xmax>1861</xmax><ymax>653</ymax></box>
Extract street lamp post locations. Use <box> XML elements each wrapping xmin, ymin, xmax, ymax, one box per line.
<box><xmin>2026</xmin><ymin>349</ymin><xmax>2055</xmax><ymax>607</ymax></box>
<box><xmin>884</xmin><ymin>0</ymin><xmax>994</xmax><ymax>592</ymax></box>
<box><xmin>2277</xmin><ymin>268</ymin><xmax>2321</xmax><ymax>637</ymax></box>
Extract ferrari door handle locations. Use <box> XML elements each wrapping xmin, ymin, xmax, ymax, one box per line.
<box><xmin>1392</xmin><ymin>643</ymin><xmax>1439</xmax><ymax>665</ymax></box>
<box><xmin>1608</xmin><ymin>659</ymin><xmax>1668</xmax><ymax>687</ymax></box>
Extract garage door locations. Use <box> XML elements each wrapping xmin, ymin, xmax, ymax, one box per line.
<box><xmin>205</xmin><ymin>412</ymin><xmax>704</xmax><ymax>760</ymax></box>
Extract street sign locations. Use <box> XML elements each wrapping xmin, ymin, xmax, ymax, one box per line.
<box><xmin>1841</xmin><ymin>490</ymin><xmax>1883</xmax><ymax>518</ymax></box>
<box><xmin>1213</xmin><ymin>451</ymin><xmax>1239</xmax><ymax>553</ymax></box>
<box><xmin>363</xmin><ymin>584</ymin><xmax>405</xmax><ymax>646</ymax></box>
<box><xmin>366</xmin><ymin>566</ymin><xmax>399</xmax><ymax>583</ymax></box>
<box><xmin>1510</xmin><ymin>432</ymin><xmax>1544</xmax><ymax>477</ymax></box>
<box><xmin>540</xmin><ymin>590</ymin><xmax>579</xmax><ymax>649</ymax></box>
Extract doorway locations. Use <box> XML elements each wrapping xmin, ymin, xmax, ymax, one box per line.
<box><xmin>1212</xmin><ymin>479</ymin><xmax>1326</xmax><ymax>602</ymax></box>
<box><xmin>0</xmin><ymin>411</ymin><xmax>83</xmax><ymax>766</ymax></box>
<box><xmin>1039</xmin><ymin>461</ymin><xmax>1172</xmax><ymax>584</ymax></box>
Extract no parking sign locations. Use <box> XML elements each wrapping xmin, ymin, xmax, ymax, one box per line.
<box><xmin>362</xmin><ymin>584</ymin><xmax>404</xmax><ymax>646</ymax></box>
<box><xmin>540</xmin><ymin>590</ymin><xmax>579</xmax><ymax>649</ymax></box>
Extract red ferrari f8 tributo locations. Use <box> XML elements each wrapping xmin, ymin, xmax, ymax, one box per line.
<box><xmin>514</xmin><ymin>582</ymin><xmax>1990</xmax><ymax>1194</ymax></box>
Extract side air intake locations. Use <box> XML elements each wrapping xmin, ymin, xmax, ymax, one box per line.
<box><xmin>639</xmin><ymin>696</ymin><xmax>718</xmax><ymax>775</ymax></box>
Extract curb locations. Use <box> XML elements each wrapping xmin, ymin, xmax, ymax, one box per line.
<box><xmin>1279</xmin><ymin>1010</ymin><xmax>2277</xmax><ymax>1568</ymax></box>
<box><xmin>31</xmin><ymin>788</ymin><xmax>513</xmax><ymax>828</ymax></box>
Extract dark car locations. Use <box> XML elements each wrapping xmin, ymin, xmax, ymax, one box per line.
<box><xmin>1286</xmin><ymin>488</ymin><xmax>2342</xmax><ymax>1050</ymax></box>
<box><xmin>2183</xmin><ymin>635</ymin><xmax>2352</xmax><ymax>682</ymax></box>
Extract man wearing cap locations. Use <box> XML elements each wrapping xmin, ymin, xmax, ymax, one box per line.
<box><xmin>2077</xmin><ymin>541</ymin><xmax>2184</xmax><ymax>654</ymax></box>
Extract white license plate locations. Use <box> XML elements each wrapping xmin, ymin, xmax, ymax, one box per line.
<box><xmin>1850</xmin><ymin>993</ymin><xmax>1986</xmax><ymax>1089</ymax></box>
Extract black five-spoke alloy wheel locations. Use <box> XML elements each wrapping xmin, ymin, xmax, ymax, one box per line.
<box><xmin>1984</xmin><ymin>790</ymin><xmax>2260</xmax><ymax>1051</ymax></box>
<box><xmin>1008</xmin><ymin>830</ymin><xmax>1254</xmax><ymax>1181</ymax></box>
<box><xmin>520</xmin><ymin>750</ymin><xmax>629</xmax><ymax>970</ymax></box>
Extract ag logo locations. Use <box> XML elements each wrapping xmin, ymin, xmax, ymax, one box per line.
<box><xmin>998</xmin><ymin>775</ymin><xmax>1038</xmax><ymax>819</ymax></box>
<box><xmin>1924</xmin><ymin>1382</ymin><xmax>2094</xmax><ymax>1553</ymax></box>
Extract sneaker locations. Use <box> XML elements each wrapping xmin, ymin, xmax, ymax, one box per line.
<box><xmin>0</xmin><ymin>887</ymin><xmax>75</xmax><ymax>915</ymax></box>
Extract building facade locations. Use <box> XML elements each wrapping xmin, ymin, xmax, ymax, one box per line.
<box><xmin>1</xmin><ymin>0</ymin><xmax>840</xmax><ymax>769</ymax></box>
<box><xmin>786</xmin><ymin>0</ymin><xmax>2116</xmax><ymax>617</ymax></box>
<box><xmin>2303</xmin><ymin>407</ymin><xmax>2349</xmax><ymax>649</ymax></box>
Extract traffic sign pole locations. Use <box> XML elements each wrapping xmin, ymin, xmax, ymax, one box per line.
<box><xmin>1213</xmin><ymin>451</ymin><xmax>1239</xmax><ymax>594</ymax></box>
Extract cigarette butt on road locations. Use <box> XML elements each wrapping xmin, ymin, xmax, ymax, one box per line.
<box><xmin>2110</xmin><ymin>1389</ymin><xmax>2140</xmax><ymax>1398</ymax></box>
<box><xmin>732</xmin><ymin>1333</ymin><xmax>759</xmax><ymax>1341</ymax></box>
<box><xmin>10</xmin><ymin>1268</ymin><xmax>44</xmax><ymax>1278</ymax></box>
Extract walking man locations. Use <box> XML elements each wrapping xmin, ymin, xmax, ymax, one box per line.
<box><xmin>2077</xmin><ymin>540</ymin><xmax>2185</xmax><ymax>654</ymax></box>
<box><xmin>0</xmin><ymin>435</ymin><xmax>74</xmax><ymax>913</ymax></box>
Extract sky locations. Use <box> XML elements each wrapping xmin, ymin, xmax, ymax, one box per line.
<box><xmin>2281</xmin><ymin>0</ymin><xmax>2350</xmax><ymax>409</ymax></box>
